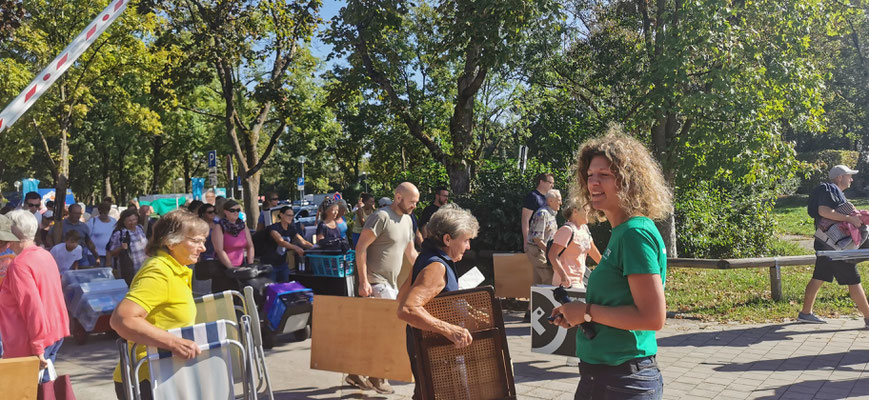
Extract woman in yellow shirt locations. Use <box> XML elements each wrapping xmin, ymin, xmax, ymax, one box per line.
<box><xmin>110</xmin><ymin>210</ymin><xmax>209</xmax><ymax>399</ymax></box>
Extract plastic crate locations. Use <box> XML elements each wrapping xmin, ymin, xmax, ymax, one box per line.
<box><xmin>306</xmin><ymin>250</ymin><xmax>355</xmax><ymax>277</ymax></box>
<box><xmin>61</xmin><ymin>267</ymin><xmax>114</xmax><ymax>287</ymax></box>
<box><xmin>66</xmin><ymin>279</ymin><xmax>128</xmax><ymax>315</ymax></box>
<box><xmin>266</xmin><ymin>289</ymin><xmax>313</xmax><ymax>331</ymax></box>
<box><xmin>73</xmin><ymin>290</ymin><xmax>127</xmax><ymax>331</ymax></box>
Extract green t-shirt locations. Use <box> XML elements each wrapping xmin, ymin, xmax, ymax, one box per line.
<box><xmin>576</xmin><ymin>216</ymin><xmax>667</xmax><ymax>365</ymax></box>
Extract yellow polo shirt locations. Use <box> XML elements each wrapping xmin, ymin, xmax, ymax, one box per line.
<box><xmin>113</xmin><ymin>251</ymin><xmax>195</xmax><ymax>383</ymax></box>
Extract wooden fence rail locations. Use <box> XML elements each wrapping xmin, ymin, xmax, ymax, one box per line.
<box><xmin>668</xmin><ymin>255</ymin><xmax>817</xmax><ymax>301</ymax></box>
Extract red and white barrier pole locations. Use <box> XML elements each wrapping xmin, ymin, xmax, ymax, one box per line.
<box><xmin>0</xmin><ymin>0</ymin><xmax>129</xmax><ymax>134</ymax></box>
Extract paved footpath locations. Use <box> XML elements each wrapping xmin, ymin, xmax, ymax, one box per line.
<box><xmin>56</xmin><ymin>313</ymin><xmax>869</xmax><ymax>399</ymax></box>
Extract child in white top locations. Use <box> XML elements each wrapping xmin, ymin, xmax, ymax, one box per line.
<box><xmin>50</xmin><ymin>230</ymin><xmax>82</xmax><ymax>273</ymax></box>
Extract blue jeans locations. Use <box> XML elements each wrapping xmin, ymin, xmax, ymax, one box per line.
<box><xmin>575</xmin><ymin>357</ymin><xmax>663</xmax><ymax>399</ymax></box>
<box><xmin>270</xmin><ymin>263</ymin><xmax>290</xmax><ymax>283</ymax></box>
<box><xmin>40</xmin><ymin>338</ymin><xmax>64</xmax><ymax>383</ymax></box>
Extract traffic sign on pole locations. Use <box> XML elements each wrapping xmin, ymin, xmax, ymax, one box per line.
<box><xmin>297</xmin><ymin>177</ymin><xmax>305</xmax><ymax>191</ymax></box>
<box><xmin>207</xmin><ymin>150</ymin><xmax>217</xmax><ymax>169</ymax></box>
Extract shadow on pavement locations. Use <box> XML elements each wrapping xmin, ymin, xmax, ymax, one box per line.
<box><xmin>753</xmin><ymin>377</ymin><xmax>869</xmax><ymax>400</ymax></box>
<box><xmin>274</xmin><ymin>386</ymin><xmax>392</xmax><ymax>400</ymax></box>
<box><xmin>658</xmin><ymin>323</ymin><xmax>862</xmax><ymax>348</ymax></box>
<box><xmin>511</xmin><ymin>360</ymin><xmax>577</xmax><ymax>384</ymax></box>
<box><xmin>712</xmin><ymin>349</ymin><xmax>869</xmax><ymax>373</ymax></box>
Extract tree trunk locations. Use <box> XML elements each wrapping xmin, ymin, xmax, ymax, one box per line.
<box><xmin>118</xmin><ymin>144</ymin><xmax>128</xmax><ymax>204</ymax></box>
<box><xmin>52</xmin><ymin>125</ymin><xmax>70</xmax><ymax>245</ymax></box>
<box><xmin>102</xmin><ymin>147</ymin><xmax>112</xmax><ymax>200</ymax></box>
<box><xmin>446</xmin><ymin>160</ymin><xmax>471</xmax><ymax>194</ymax></box>
<box><xmin>150</xmin><ymin>135</ymin><xmax>163</xmax><ymax>194</ymax></box>
<box><xmin>650</xmin><ymin>114</ymin><xmax>679</xmax><ymax>258</ymax></box>
<box><xmin>242</xmin><ymin>172</ymin><xmax>260</xmax><ymax>229</ymax></box>
<box><xmin>182</xmin><ymin>156</ymin><xmax>191</xmax><ymax>194</ymax></box>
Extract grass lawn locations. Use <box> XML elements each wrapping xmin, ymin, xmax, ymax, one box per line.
<box><xmin>665</xmin><ymin>195</ymin><xmax>869</xmax><ymax>322</ymax></box>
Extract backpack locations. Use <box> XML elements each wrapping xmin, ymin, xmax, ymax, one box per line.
<box><xmin>545</xmin><ymin>229</ymin><xmax>575</xmax><ymax>266</ymax></box>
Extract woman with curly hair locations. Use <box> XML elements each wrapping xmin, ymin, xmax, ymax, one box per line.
<box><xmin>550</xmin><ymin>125</ymin><xmax>671</xmax><ymax>399</ymax></box>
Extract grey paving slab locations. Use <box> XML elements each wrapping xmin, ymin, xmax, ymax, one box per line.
<box><xmin>50</xmin><ymin>314</ymin><xmax>869</xmax><ymax>399</ymax></box>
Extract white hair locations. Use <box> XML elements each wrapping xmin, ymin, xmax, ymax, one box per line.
<box><xmin>7</xmin><ymin>209</ymin><xmax>38</xmax><ymax>240</ymax></box>
<box><xmin>545</xmin><ymin>189</ymin><xmax>562</xmax><ymax>200</ymax></box>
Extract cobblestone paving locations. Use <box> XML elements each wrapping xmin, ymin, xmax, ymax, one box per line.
<box><xmin>55</xmin><ymin>313</ymin><xmax>869</xmax><ymax>399</ymax></box>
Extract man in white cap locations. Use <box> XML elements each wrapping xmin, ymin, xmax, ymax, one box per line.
<box><xmin>799</xmin><ymin>164</ymin><xmax>869</xmax><ymax>326</ymax></box>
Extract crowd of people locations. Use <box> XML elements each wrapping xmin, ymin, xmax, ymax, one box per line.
<box><xmin>19</xmin><ymin>125</ymin><xmax>867</xmax><ymax>399</ymax></box>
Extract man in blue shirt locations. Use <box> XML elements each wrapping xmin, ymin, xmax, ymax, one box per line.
<box><xmin>799</xmin><ymin>165</ymin><xmax>869</xmax><ymax>326</ymax></box>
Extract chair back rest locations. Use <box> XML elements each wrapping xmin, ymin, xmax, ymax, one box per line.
<box><xmin>146</xmin><ymin>319</ymin><xmax>240</xmax><ymax>400</ymax></box>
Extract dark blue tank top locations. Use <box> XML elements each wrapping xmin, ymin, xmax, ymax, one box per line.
<box><xmin>406</xmin><ymin>241</ymin><xmax>460</xmax><ymax>369</ymax></box>
<box><xmin>410</xmin><ymin>243</ymin><xmax>459</xmax><ymax>293</ymax></box>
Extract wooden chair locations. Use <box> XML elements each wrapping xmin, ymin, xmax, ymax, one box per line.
<box><xmin>410</xmin><ymin>286</ymin><xmax>517</xmax><ymax>400</ymax></box>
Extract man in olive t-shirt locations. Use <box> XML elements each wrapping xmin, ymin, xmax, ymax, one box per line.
<box><xmin>350</xmin><ymin>182</ymin><xmax>420</xmax><ymax>394</ymax></box>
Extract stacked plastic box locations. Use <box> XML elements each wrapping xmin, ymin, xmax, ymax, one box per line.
<box><xmin>62</xmin><ymin>268</ymin><xmax>128</xmax><ymax>331</ymax></box>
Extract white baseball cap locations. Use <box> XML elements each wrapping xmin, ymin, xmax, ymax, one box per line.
<box><xmin>829</xmin><ymin>165</ymin><xmax>859</xmax><ymax>180</ymax></box>
<box><xmin>0</xmin><ymin>215</ymin><xmax>20</xmax><ymax>242</ymax></box>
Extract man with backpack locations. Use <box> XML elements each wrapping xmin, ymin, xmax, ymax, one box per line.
<box><xmin>526</xmin><ymin>189</ymin><xmax>562</xmax><ymax>289</ymax></box>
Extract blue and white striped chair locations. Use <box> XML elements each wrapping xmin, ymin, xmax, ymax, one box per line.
<box><xmin>194</xmin><ymin>289</ymin><xmax>273</xmax><ymax>400</ymax></box>
<box><xmin>118</xmin><ymin>317</ymin><xmax>255</xmax><ymax>400</ymax></box>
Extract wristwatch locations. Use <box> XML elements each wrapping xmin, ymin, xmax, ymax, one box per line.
<box><xmin>584</xmin><ymin>303</ymin><xmax>593</xmax><ymax>323</ymax></box>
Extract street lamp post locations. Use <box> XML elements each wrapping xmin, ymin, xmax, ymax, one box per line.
<box><xmin>298</xmin><ymin>155</ymin><xmax>307</xmax><ymax>203</ymax></box>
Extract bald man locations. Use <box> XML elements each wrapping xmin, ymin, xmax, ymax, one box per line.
<box><xmin>349</xmin><ymin>182</ymin><xmax>419</xmax><ymax>393</ymax></box>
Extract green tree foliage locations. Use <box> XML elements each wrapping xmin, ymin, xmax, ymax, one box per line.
<box><xmin>155</xmin><ymin>0</ymin><xmax>322</xmax><ymax>226</ymax></box>
<box><xmin>325</xmin><ymin>0</ymin><xmax>561</xmax><ymax>194</ymax></box>
<box><xmin>531</xmin><ymin>0</ymin><xmax>830</xmax><ymax>257</ymax></box>
<box><xmin>0</xmin><ymin>0</ymin><xmax>167</xmax><ymax>210</ymax></box>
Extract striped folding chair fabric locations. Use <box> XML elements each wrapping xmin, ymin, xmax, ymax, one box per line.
<box><xmin>243</xmin><ymin>285</ymin><xmax>274</xmax><ymax>400</ymax></box>
<box><xmin>194</xmin><ymin>290</ymin><xmax>245</xmax><ymax>382</ymax></box>
<box><xmin>131</xmin><ymin>318</ymin><xmax>250</xmax><ymax>400</ymax></box>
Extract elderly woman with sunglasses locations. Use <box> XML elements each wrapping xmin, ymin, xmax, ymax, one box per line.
<box><xmin>211</xmin><ymin>200</ymin><xmax>254</xmax><ymax>292</ymax></box>
<box><xmin>264</xmin><ymin>206</ymin><xmax>313</xmax><ymax>282</ymax></box>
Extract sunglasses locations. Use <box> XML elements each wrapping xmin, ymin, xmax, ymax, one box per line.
<box><xmin>227</xmin><ymin>208</ymin><xmax>242</xmax><ymax>213</ymax></box>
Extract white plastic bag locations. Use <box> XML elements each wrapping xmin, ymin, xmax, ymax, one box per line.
<box><xmin>37</xmin><ymin>359</ymin><xmax>57</xmax><ymax>383</ymax></box>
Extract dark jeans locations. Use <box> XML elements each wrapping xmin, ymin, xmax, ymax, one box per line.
<box><xmin>575</xmin><ymin>356</ymin><xmax>663</xmax><ymax>400</ymax></box>
<box><xmin>40</xmin><ymin>338</ymin><xmax>64</xmax><ymax>383</ymax></box>
<box><xmin>270</xmin><ymin>262</ymin><xmax>290</xmax><ymax>283</ymax></box>
<box><xmin>114</xmin><ymin>380</ymin><xmax>152</xmax><ymax>400</ymax></box>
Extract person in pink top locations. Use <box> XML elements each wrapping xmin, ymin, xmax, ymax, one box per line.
<box><xmin>0</xmin><ymin>210</ymin><xmax>70</xmax><ymax>383</ymax></box>
<box><xmin>212</xmin><ymin>199</ymin><xmax>254</xmax><ymax>292</ymax></box>
<box><xmin>548</xmin><ymin>203</ymin><xmax>602</xmax><ymax>289</ymax></box>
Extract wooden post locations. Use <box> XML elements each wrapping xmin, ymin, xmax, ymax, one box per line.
<box><xmin>769</xmin><ymin>258</ymin><xmax>783</xmax><ymax>301</ymax></box>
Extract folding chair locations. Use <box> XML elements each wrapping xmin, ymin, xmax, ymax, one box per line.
<box><xmin>411</xmin><ymin>286</ymin><xmax>517</xmax><ymax>400</ymax></box>
<box><xmin>195</xmin><ymin>289</ymin><xmax>274</xmax><ymax>400</ymax></box>
<box><xmin>243</xmin><ymin>285</ymin><xmax>275</xmax><ymax>400</ymax></box>
<box><xmin>118</xmin><ymin>317</ymin><xmax>255</xmax><ymax>400</ymax></box>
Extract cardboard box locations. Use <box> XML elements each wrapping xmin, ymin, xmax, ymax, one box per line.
<box><xmin>0</xmin><ymin>356</ymin><xmax>40</xmax><ymax>400</ymax></box>
<box><xmin>493</xmin><ymin>252</ymin><xmax>533</xmax><ymax>298</ymax></box>
<box><xmin>310</xmin><ymin>296</ymin><xmax>413</xmax><ymax>382</ymax></box>
<box><xmin>530</xmin><ymin>285</ymin><xmax>586</xmax><ymax>357</ymax></box>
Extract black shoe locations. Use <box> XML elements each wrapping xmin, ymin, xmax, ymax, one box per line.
<box><xmin>522</xmin><ymin>311</ymin><xmax>531</xmax><ymax>323</ymax></box>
